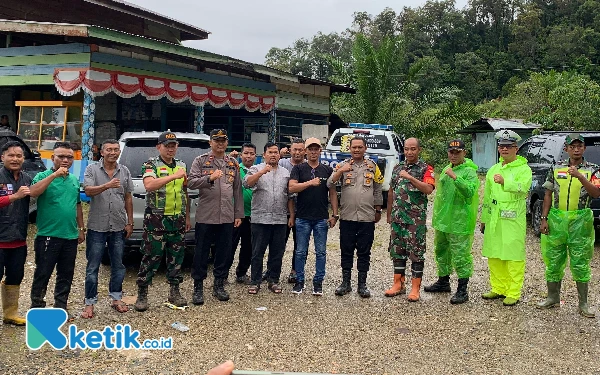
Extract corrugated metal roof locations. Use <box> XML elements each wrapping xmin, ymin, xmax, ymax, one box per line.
<box><xmin>457</xmin><ymin>117</ymin><xmax>541</xmax><ymax>133</ymax></box>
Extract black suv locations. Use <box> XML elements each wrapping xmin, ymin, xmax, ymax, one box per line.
<box><xmin>0</xmin><ymin>129</ymin><xmax>47</xmax><ymax>221</ymax></box>
<box><xmin>517</xmin><ymin>131</ymin><xmax>600</xmax><ymax>235</ymax></box>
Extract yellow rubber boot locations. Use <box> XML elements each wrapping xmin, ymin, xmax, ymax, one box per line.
<box><xmin>1</xmin><ymin>282</ymin><xmax>26</xmax><ymax>326</ymax></box>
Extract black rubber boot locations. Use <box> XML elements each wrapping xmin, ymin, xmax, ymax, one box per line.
<box><xmin>357</xmin><ymin>271</ymin><xmax>371</xmax><ymax>298</ymax></box>
<box><xmin>134</xmin><ymin>285</ymin><xmax>149</xmax><ymax>312</ymax></box>
<box><xmin>537</xmin><ymin>281</ymin><xmax>561</xmax><ymax>309</ymax></box>
<box><xmin>335</xmin><ymin>269</ymin><xmax>352</xmax><ymax>296</ymax></box>
<box><xmin>450</xmin><ymin>278</ymin><xmax>469</xmax><ymax>304</ymax></box>
<box><xmin>424</xmin><ymin>275</ymin><xmax>451</xmax><ymax>293</ymax></box>
<box><xmin>213</xmin><ymin>278</ymin><xmax>230</xmax><ymax>301</ymax></box>
<box><xmin>576</xmin><ymin>281</ymin><xmax>595</xmax><ymax>318</ymax></box>
<box><xmin>192</xmin><ymin>280</ymin><xmax>204</xmax><ymax>305</ymax></box>
<box><xmin>168</xmin><ymin>284</ymin><xmax>188</xmax><ymax>307</ymax></box>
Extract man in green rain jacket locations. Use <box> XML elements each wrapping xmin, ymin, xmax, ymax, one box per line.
<box><xmin>537</xmin><ymin>133</ymin><xmax>598</xmax><ymax>318</ymax></box>
<box><xmin>481</xmin><ymin>130</ymin><xmax>532</xmax><ymax>306</ymax></box>
<box><xmin>425</xmin><ymin>139</ymin><xmax>479</xmax><ymax>304</ymax></box>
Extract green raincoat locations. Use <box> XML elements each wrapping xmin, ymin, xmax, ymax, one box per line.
<box><xmin>433</xmin><ymin>158</ymin><xmax>480</xmax><ymax>235</ymax></box>
<box><xmin>432</xmin><ymin>158</ymin><xmax>480</xmax><ymax>278</ymax></box>
<box><xmin>481</xmin><ymin>155</ymin><xmax>532</xmax><ymax>261</ymax></box>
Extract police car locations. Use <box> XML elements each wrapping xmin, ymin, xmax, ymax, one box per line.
<box><xmin>321</xmin><ymin>123</ymin><xmax>404</xmax><ymax>205</ymax></box>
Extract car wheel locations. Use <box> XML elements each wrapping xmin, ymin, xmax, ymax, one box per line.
<box><xmin>532</xmin><ymin>199</ymin><xmax>542</xmax><ymax>237</ymax></box>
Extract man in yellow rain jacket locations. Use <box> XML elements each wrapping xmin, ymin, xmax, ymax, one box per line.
<box><xmin>481</xmin><ymin>129</ymin><xmax>532</xmax><ymax>306</ymax></box>
<box><xmin>538</xmin><ymin>133</ymin><xmax>598</xmax><ymax>318</ymax></box>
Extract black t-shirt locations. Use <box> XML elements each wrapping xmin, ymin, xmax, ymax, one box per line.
<box><xmin>290</xmin><ymin>163</ymin><xmax>333</xmax><ymax>220</ymax></box>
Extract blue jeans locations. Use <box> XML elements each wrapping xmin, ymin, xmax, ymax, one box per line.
<box><xmin>294</xmin><ymin>218</ymin><xmax>328</xmax><ymax>284</ymax></box>
<box><xmin>84</xmin><ymin>230</ymin><xmax>126</xmax><ymax>305</ymax></box>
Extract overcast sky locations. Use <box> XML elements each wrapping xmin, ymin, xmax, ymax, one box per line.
<box><xmin>127</xmin><ymin>0</ymin><xmax>469</xmax><ymax>65</ymax></box>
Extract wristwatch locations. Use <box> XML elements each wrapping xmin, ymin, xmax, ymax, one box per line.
<box><xmin>376</xmin><ymin>210</ymin><xmax>382</xmax><ymax>214</ymax></box>
<box><xmin>78</xmin><ymin>227</ymin><xmax>86</xmax><ymax>232</ymax></box>
<box><xmin>540</xmin><ymin>216</ymin><xmax>548</xmax><ymax>220</ymax></box>
<box><xmin>332</xmin><ymin>214</ymin><xmax>340</xmax><ymax>219</ymax></box>
<box><xmin>126</xmin><ymin>223</ymin><xmax>134</xmax><ymax>227</ymax></box>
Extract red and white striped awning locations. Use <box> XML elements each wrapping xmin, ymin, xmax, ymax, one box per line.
<box><xmin>54</xmin><ymin>68</ymin><xmax>276</xmax><ymax>113</ymax></box>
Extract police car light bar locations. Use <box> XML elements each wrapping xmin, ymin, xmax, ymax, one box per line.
<box><xmin>349</xmin><ymin>123</ymin><xmax>393</xmax><ymax>131</ymax></box>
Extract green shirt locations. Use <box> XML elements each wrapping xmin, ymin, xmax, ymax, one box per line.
<box><xmin>32</xmin><ymin>169</ymin><xmax>81</xmax><ymax>239</ymax></box>
<box><xmin>240</xmin><ymin>165</ymin><xmax>252</xmax><ymax>217</ymax></box>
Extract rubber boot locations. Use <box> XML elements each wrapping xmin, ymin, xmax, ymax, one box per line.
<box><xmin>424</xmin><ymin>275</ymin><xmax>451</xmax><ymax>293</ymax></box>
<box><xmin>1</xmin><ymin>282</ymin><xmax>26</xmax><ymax>326</ymax></box>
<box><xmin>576</xmin><ymin>282</ymin><xmax>595</xmax><ymax>318</ymax></box>
<box><xmin>537</xmin><ymin>281</ymin><xmax>561</xmax><ymax>309</ymax></box>
<box><xmin>357</xmin><ymin>271</ymin><xmax>371</xmax><ymax>298</ymax></box>
<box><xmin>192</xmin><ymin>280</ymin><xmax>204</xmax><ymax>305</ymax></box>
<box><xmin>450</xmin><ymin>278</ymin><xmax>469</xmax><ymax>305</ymax></box>
<box><xmin>407</xmin><ymin>278</ymin><xmax>422</xmax><ymax>302</ymax></box>
<box><xmin>384</xmin><ymin>274</ymin><xmax>406</xmax><ymax>297</ymax></box>
<box><xmin>168</xmin><ymin>284</ymin><xmax>187</xmax><ymax>307</ymax></box>
<box><xmin>134</xmin><ymin>285</ymin><xmax>149</xmax><ymax>312</ymax></box>
<box><xmin>213</xmin><ymin>278</ymin><xmax>230</xmax><ymax>301</ymax></box>
<box><xmin>335</xmin><ymin>269</ymin><xmax>352</xmax><ymax>296</ymax></box>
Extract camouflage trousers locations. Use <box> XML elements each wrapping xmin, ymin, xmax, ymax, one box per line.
<box><xmin>389</xmin><ymin>222</ymin><xmax>427</xmax><ymax>262</ymax></box>
<box><xmin>137</xmin><ymin>213</ymin><xmax>186</xmax><ymax>286</ymax></box>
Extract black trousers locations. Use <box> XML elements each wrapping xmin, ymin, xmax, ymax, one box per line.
<box><xmin>339</xmin><ymin>220</ymin><xmax>375</xmax><ymax>273</ymax></box>
<box><xmin>227</xmin><ymin>217</ymin><xmax>252</xmax><ymax>277</ymax></box>
<box><xmin>192</xmin><ymin>223</ymin><xmax>234</xmax><ymax>281</ymax></box>
<box><xmin>0</xmin><ymin>246</ymin><xmax>27</xmax><ymax>285</ymax></box>
<box><xmin>250</xmin><ymin>223</ymin><xmax>287</xmax><ymax>284</ymax></box>
<box><xmin>285</xmin><ymin>218</ymin><xmax>298</xmax><ymax>272</ymax></box>
<box><xmin>30</xmin><ymin>237</ymin><xmax>78</xmax><ymax>309</ymax></box>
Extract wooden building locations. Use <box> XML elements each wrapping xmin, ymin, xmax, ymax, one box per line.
<box><xmin>0</xmin><ymin>0</ymin><xmax>353</xmax><ymax>178</ymax></box>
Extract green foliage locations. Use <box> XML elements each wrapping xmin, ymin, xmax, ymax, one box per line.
<box><xmin>478</xmin><ymin>71</ymin><xmax>600</xmax><ymax>130</ymax></box>
<box><xmin>265</xmin><ymin>0</ymin><xmax>600</xmax><ymax>106</ymax></box>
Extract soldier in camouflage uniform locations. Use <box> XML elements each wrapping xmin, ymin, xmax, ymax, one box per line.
<box><xmin>385</xmin><ymin>138</ymin><xmax>435</xmax><ymax>302</ymax></box>
<box><xmin>134</xmin><ymin>131</ymin><xmax>191</xmax><ymax>312</ymax></box>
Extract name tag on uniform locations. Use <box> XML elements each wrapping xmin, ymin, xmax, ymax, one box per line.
<box><xmin>500</xmin><ymin>210</ymin><xmax>517</xmax><ymax>219</ymax></box>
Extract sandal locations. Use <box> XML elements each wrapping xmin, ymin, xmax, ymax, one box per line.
<box><xmin>268</xmin><ymin>283</ymin><xmax>282</xmax><ymax>294</ymax></box>
<box><xmin>111</xmin><ymin>300</ymin><xmax>129</xmax><ymax>313</ymax></box>
<box><xmin>81</xmin><ymin>305</ymin><xmax>94</xmax><ymax>319</ymax></box>
<box><xmin>248</xmin><ymin>285</ymin><xmax>260</xmax><ymax>295</ymax></box>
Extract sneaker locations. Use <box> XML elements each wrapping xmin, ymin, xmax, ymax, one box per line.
<box><xmin>312</xmin><ymin>282</ymin><xmax>323</xmax><ymax>296</ymax></box>
<box><xmin>291</xmin><ymin>282</ymin><xmax>304</xmax><ymax>294</ymax></box>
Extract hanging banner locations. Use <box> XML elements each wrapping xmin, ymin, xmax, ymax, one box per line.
<box><xmin>54</xmin><ymin>68</ymin><xmax>276</xmax><ymax>113</ymax></box>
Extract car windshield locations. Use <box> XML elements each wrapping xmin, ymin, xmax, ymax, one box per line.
<box><xmin>120</xmin><ymin>139</ymin><xmax>210</xmax><ymax>177</ymax></box>
<box><xmin>330</xmin><ymin>133</ymin><xmax>390</xmax><ymax>150</ymax></box>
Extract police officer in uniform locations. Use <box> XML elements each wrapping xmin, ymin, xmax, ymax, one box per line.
<box><xmin>329</xmin><ymin>136</ymin><xmax>383</xmax><ymax>298</ymax></box>
<box><xmin>538</xmin><ymin>133</ymin><xmax>599</xmax><ymax>317</ymax></box>
<box><xmin>188</xmin><ymin>129</ymin><xmax>244</xmax><ymax>304</ymax></box>
<box><xmin>134</xmin><ymin>131</ymin><xmax>191</xmax><ymax>312</ymax></box>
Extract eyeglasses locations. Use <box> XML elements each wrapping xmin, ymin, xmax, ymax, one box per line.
<box><xmin>497</xmin><ymin>145</ymin><xmax>517</xmax><ymax>150</ymax></box>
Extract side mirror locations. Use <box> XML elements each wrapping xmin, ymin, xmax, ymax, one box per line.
<box><xmin>32</xmin><ymin>150</ymin><xmax>41</xmax><ymax>158</ymax></box>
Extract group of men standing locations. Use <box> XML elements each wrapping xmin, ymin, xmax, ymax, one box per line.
<box><xmin>0</xmin><ymin>127</ymin><xmax>596</xmax><ymax>325</ymax></box>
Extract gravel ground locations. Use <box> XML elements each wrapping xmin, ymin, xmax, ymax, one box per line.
<box><xmin>1</xmin><ymin>187</ymin><xmax>600</xmax><ymax>375</ymax></box>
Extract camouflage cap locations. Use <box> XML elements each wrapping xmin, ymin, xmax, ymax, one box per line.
<box><xmin>565</xmin><ymin>133</ymin><xmax>585</xmax><ymax>144</ymax></box>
